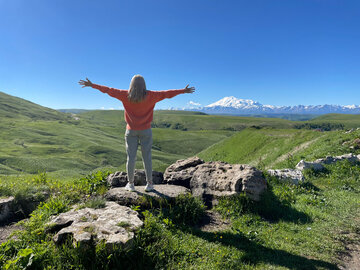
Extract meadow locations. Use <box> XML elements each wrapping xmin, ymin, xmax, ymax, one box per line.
<box><xmin>1</xmin><ymin>91</ymin><xmax>360</xmax><ymax>269</ymax></box>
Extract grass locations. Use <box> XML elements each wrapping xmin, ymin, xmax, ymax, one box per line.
<box><xmin>1</xmin><ymin>161</ymin><xmax>359</xmax><ymax>269</ymax></box>
<box><xmin>0</xmin><ymin>109</ymin><xmax>234</xmax><ymax>177</ymax></box>
<box><xmin>1</xmin><ymin>91</ymin><xmax>360</xmax><ymax>269</ymax></box>
<box><xmin>310</xmin><ymin>113</ymin><xmax>360</xmax><ymax>129</ymax></box>
<box><xmin>198</xmin><ymin>127</ymin><xmax>360</xmax><ymax>169</ymax></box>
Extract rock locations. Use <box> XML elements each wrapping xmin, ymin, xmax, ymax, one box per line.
<box><xmin>345</xmin><ymin>128</ymin><xmax>354</xmax><ymax>134</ymax></box>
<box><xmin>0</xmin><ymin>197</ymin><xmax>15</xmax><ymax>224</ymax></box>
<box><xmin>105</xmin><ymin>185</ymin><xmax>190</xmax><ymax>206</ymax></box>
<box><xmin>295</xmin><ymin>160</ymin><xmax>325</xmax><ymax>171</ymax></box>
<box><xmin>334</xmin><ymin>153</ymin><xmax>359</xmax><ymax>163</ymax></box>
<box><xmin>164</xmin><ymin>157</ymin><xmax>204</xmax><ymax>188</ymax></box>
<box><xmin>107</xmin><ymin>171</ymin><xmax>127</xmax><ymax>187</ymax></box>
<box><xmin>313</xmin><ymin>156</ymin><xmax>337</xmax><ymax>165</ymax></box>
<box><xmin>267</xmin><ymin>169</ymin><xmax>305</xmax><ymax>185</ymax></box>
<box><xmin>296</xmin><ymin>153</ymin><xmax>359</xmax><ymax>172</ymax></box>
<box><xmin>107</xmin><ymin>170</ymin><xmax>164</xmax><ymax>187</ymax></box>
<box><xmin>190</xmin><ymin>162</ymin><xmax>267</xmax><ymax>203</ymax></box>
<box><xmin>47</xmin><ymin>202</ymin><xmax>143</xmax><ymax>249</ymax></box>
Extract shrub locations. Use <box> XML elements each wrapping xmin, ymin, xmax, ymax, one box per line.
<box><xmin>77</xmin><ymin>170</ymin><xmax>111</xmax><ymax>195</ymax></box>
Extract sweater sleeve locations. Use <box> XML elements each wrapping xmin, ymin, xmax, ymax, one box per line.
<box><xmin>91</xmin><ymin>84</ymin><xmax>128</xmax><ymax>101</ymax></box>
<box><xmin>152</xmin><ymin>89</ymin><xmax>186</xmax><ymax>103</ymax></box>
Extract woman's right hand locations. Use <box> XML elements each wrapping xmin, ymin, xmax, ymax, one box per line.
<box><xmin>184</xmin><ymin>84</ymin><xmax>195</xmax><ymax>93</ymax></box>
<box><xmin>78</xmin><ymin>78</ymin><xmax>93</xmax><ymax>88</ymax></box>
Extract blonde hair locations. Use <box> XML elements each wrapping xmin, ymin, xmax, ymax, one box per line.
<box><xmin>128</xmin><ymin>75</ymin><xmax>147</xmax><ymax>103</ymax></box>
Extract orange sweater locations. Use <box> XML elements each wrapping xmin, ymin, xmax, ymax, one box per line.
<box><xmin>92</xmin><ymin>84</ymin><xmax>186</xmax><ymax>130</ymax></box>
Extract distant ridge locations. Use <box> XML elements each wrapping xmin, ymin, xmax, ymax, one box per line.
<box><xmin>0</xmin><ymin>91</ymin><xmax>66</xmax><ymax>120</ymax></box>
<box><xmin>188</xmin><ymin>96</ymin><xmax>360</xmax><ymax>115</ymax></box>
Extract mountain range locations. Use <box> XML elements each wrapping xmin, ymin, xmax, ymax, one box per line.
<box><xmin>182</xmin><ymin>96</ymin><xmax>360</xmax><ymax>115</ymax></box>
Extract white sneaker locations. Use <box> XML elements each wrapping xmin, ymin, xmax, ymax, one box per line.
<box><xmin>144</xmin><ymin>183</ymin><xmax>154</xmax><ymax>192</ymax></box>
<box><xmin>125</xmin><ymin>183</ymin><xmax>135</xmax><ymax>192</ymax></box>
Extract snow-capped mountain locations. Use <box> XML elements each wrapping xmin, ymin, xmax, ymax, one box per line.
<box><xmin>206</xmin><ymin>96</ymin><xmax>262</xmax><ymax>109</ymax></box>
<box><xmin>189</xmin><ymin>97</ymin><xmax>360</xmax><ymax>115</ymax></box>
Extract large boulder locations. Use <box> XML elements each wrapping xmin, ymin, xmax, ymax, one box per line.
<box><xmin>105</xmin><ymin>185</ymin><xmax>190</xmax><ymax>207</ymax></box>
<box><xmin>267</xmin><ymin>169</ymin><xmax>305</xmax><ymax>185</ymax></box>
<box><xmin>164</xmin><ymin>157</ymin><xmax>204</xmax><ymax>188</ymax></box>
<box><xmin>190</xmin><ymin>162</ymin><xmax>267</xmax><ymax>203</ymax></box>
<box><xmin>47</xmin><ymin>202</ymin><xmax>143</xmax><ymax>249</ymax></box>
<box><xmin>107</xmin><ymin>170</ymin><xmax>164</xmax><ymax>187</ymax></box>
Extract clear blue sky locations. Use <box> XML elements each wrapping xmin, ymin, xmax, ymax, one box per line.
<box><xmin>1</xmin><ymin>0</ymin><xmax>359</xmax><ymax>109</ymax></box>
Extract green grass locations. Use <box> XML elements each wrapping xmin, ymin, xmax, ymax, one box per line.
<box><xmin>198</xmin><ymin>128</ymin><xmax>360</xmax><ymax>169</ymax></box>
<box><xmin>0</xmin><ymin>161</ymin><xmax>359</xmax><ymax>269</ymax></box>
<box><xmin>310</xmin><ymin>113</ymin><xmax>360</xmax><ymax>129</ymax></box>
<box><xmin>0</xmin><ymin>109</ymin><xmax>233</xmax><ymax>177</ymax></box>
<box><xmin>1</xmin><ymin>91</ymin><xmax>360</xmax><ymax>268</ymax></box>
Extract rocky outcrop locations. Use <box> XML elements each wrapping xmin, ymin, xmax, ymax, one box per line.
<box><xmin>0</xmin><ymin>197</ymin><xmax>15</xmax><ymax>225</ymax></box>
<box><xmin>296</xmin><ymin>153</ymin><xmax>360</xmax><ymax>172</ymax></box>
<box><xmin>163</xmin><ymin>157</ymin><xmax>267</xmax><ymax>203</ymax></box>
<box><xmin>0</xmin><ymin>191</ymin><xmax>50</xmax><ymax>225</ymax></box>
<box><xmin>47</xmin><ymin>202</ymin><xmax>143</xmax><ymax>249</ymax></box>
<box><xmin>107</xmin><ymin>170</ymin><xmax>164</xmax><ymax>187</ymax></box>
<box><xmin>190</xmin><ymin>162</ymin><xmax>267</xmax><ymax>203</ymax></box>
<box><xmin>267</xmin><ymin>169</ymin><xmax>305</xmax><ymax>184</ymax></box>
<box><xmin>105</xmin><ymin>185</ymin><xmax>190</xmax><ymax>206</ymax></box>
<box><xmin>164</xmin><ymin>157</ymin><xmax>204</xmax><ymax>188</ymax></box>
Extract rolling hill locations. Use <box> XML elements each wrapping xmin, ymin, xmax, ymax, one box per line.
<box><xmin>0</xmin><ymin>92</ymin><xmax>234</xmax><ymax>176</ymax></box>
<box><xmin>1</xmin><ymin>91</ymin><xmax>360</xmax><ymax>177</ymax></box>
<box><xmin>0</xmin><ymin>91</ymin><xmax>67</xmax><ymax>120</ymax></box>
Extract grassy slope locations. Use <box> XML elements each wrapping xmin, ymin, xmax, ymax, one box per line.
<box><xmin>310</xmin><ymin>113</ymin><xmax>360</xmax><ymax>129</ymax></box>
<box><xmin>152</xmin><ymin>110</ymin><xmax>296</xmax><ymax>130</ymax></box>
<box><xmin>0</xmin><ymin>95</ymin><xmax>236</xmax><ymax>176</ymax></box>
<box><xmin>0</xmin><ymin>156</ymin><xmax>359</xmax><ymax>269</ymax></box>
<box><xmin>1</xmin><ymin>93</ymin><xmax>360</xmax><ymax>269</ymax></box>
<box><xmin>0</xmin><ymin>91</ymin><xmax>66</xmax><ymax>121</ymax></box>
<box><xmin>199</xmin><ymin>128</ymin><xmax>360</xmax><ymax>169</ymax></box>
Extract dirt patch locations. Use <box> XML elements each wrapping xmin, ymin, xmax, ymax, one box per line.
<box><xmin>337</xmin><ymin>215</ymin><xmax>360</xmax><ymax>270</ymax></box>
<box><xmin>195</xmin><ymin>210</ymin><xmax>231</xmax><ymax>232</ymax></box>
<box><xmin>0</xmin><ymin>222</ymin><xmax>23</xmax><ymax>244</ymax></box>
<box><xmin>338</xmin><ymin>232</ymin><xmax>360</xmax><ymax>270</ymax></box>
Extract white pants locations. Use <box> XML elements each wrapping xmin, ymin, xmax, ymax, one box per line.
<box><xmin>125</xmin><ymin>128</ymin><xmax>153</xmax><ymax>185</ymax></box>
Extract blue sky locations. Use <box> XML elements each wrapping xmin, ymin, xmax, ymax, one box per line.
<box><xmin>0</xmin><ymin>0</ymin><xmax>359</xmax><ymax>109</ymax></box>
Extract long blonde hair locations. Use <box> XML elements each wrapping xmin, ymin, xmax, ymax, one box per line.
<box><xmin>128</xmin><ymin>75</ymin><xmax>147</xmax><ymax>103</ymax></box>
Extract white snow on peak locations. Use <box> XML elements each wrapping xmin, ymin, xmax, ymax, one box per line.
<box><xmin>344</xmin><ymin>105</ymin><xmax>358</xmax><ymax>109</ymax></box>
<box><xmin>205</xmin><ymin>96</ymin><xmax>261</xmax><ymax>108</ymax></box>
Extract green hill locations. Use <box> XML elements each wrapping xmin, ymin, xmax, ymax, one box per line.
<box><xmin>0</xmin><ymin>91</ymin><xmax>67</xmax><ymax>120</ymax></box>
<box><xmin>309</xmin><ymin>113</ymin><xmax>360</xmax><ymax>129</ymax></box>
<box><xmin>1</xmin><ymin>91</ymin><xmax>360</xmax><ymax>177</ymax></box>
<box><xmin>0</xmin><ymin>94</ymin><xmax>233</xmax><ymax>176</ymax></box>
<box><xmin>198</xmin><ymin>127</ymin><xmax>360</xmax><ymax>169</ymax></box>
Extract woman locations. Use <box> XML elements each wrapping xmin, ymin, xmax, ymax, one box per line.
<box><xmin>79</xmin><ymin>75</ymin><xmax>195</xmax><ymax>192</ymax></box>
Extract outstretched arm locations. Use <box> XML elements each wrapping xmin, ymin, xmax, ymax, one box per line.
<box><xmin>153</xmin><ymin>84</ymin><xmax>195</xmax><ymax>102</ymax></box>
<box><xmin>78</xmin><ymin>78</ymin><xmax>128</xmax><ymax>101</ymax></box>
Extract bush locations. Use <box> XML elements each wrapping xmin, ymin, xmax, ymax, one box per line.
<box><xmin>77</xmin><ymin>170</ymin><xmax>111</xmax><ymax>195</ymax></box>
